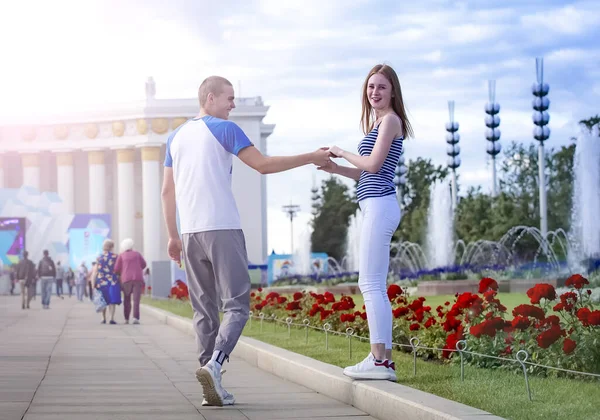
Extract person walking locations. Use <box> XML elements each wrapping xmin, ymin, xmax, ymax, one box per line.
<box><xmin>319</xmin><ymin>64</ymin><xmax>413</xmax><ymax>381</ymax></box>
<box><xmin>115</xmin><ymin>238</ymin><xmax>147</xmax><ymax>324</ymax></box>
<box><xmin>37</xmin><ymin>250</ymin><xmax>56</xmax><ymax>309</ymax></box>
<box><xmin>75</xmin><ymin>262</ymin><xmax>88</xmax><ymax>301</ymax></box>
<box><xmin>55</xmin><ymin>261</ymin><xmax>65</xmax><ymax>299</ymax></box>
<box><xmin>161</xmin><ymin>75</ymin><xmax>331</xmax><ymax>406</ymax></box>
<box><xmin>66</xmin><ymin>267</ymin><xmax>75</xmax><ymax>297</ymax></box>
<box><xmin>15</xmin><ymin>251</ymin><xmax>36</xmax><ymax>309</ymax></box>
<box><xmin>93</xmin><ymin>239</ymin><xmax>121</xmax><ymax>324</ymax></box>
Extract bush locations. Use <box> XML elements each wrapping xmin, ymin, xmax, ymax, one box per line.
<box><xmin>250</xmin><ymin>275</ymin><xmax>600</xmax><ymax>376</ymax></box>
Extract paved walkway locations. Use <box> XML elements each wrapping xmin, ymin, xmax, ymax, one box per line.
<box><xmin>0</xmin><ymin>295</ymin><xmax>376</xmax><ymax>420</ymax></box>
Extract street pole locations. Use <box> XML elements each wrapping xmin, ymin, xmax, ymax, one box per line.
<box><xmin>282</xmin><ymin>203</ymin><xmax>300</xmax><ymax>254</ymax></box>
<box><xmin>532</xmin><ymin>57</ymin><xmax>551</xmax><ymax>248</ymax></box>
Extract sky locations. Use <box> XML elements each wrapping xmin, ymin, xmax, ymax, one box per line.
<box><xmin>0</xmin><ymin>0</ymin><xmax>599</xmax><ymax>257</ymax></box>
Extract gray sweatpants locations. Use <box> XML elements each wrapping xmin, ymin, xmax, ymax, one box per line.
<box><xmin>182</xmin><ymin>230</ymin><xmax>250</xmax><ymax>366</ymax></box>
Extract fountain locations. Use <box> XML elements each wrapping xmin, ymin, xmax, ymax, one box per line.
<box><xmin>426</xmin><ymin>179</ymin><xmax>454</xmax><ymax>268</ymax></box>
<box><xmin>345</xmin><ymin>210</ymin><xmax>362</xmax><ymax>272</ymax></box>
<box><xmin>293</xmin><ymin>226</ymin><xmax>313</xmax><ymax>275</ymax></box>
<box><xmin>569</xmin><ymin>126</ymin><xmax>600</xmax><ymax>267</ymax></box>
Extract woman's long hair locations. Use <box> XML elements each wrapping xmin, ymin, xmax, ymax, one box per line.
<box><xmin>360</xmin><ymin>64</ymin><xmax>414</xmax><ymax>138</ymax></box>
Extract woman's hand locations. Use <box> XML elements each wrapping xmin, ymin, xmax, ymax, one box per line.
<box><xmin>329</xmin><ymin>146</ymin><xmax>344</xmax><ymax>158</ymax></box>
<box><xmin>317</xmin><ymin>160</ymin><xmax>339</xmax><ymax>174</ymax></box>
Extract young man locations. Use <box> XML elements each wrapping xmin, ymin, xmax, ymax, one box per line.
<box><xmin>161</xmin><ymin>76</ymin><xmax>330</xmax><ymax>407</ymax></box>
<box><xmin>15</xmin><ymin>251</ymin><xmax>36</xmax><ymax>309</ymax></box>
<box><xmin>37</xmin><ymin>250</ymin><xmax>56</xmax><ymax>309</ymax></box>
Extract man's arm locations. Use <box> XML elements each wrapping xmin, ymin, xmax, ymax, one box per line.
<box><xmin>161</xmin><ymin>168</ymin><xmax>179</xmax><ymax>240</ymax></box>
<box><xmin>237</xmin><ymin>146</ymin><xmax>331</xmax><ymax>175</ymax></box>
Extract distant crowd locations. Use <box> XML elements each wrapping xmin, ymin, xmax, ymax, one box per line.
<box><xmin>8</xmin><ymin>238</ymin><xmax>150</xmax><ymax>324</ymax></box>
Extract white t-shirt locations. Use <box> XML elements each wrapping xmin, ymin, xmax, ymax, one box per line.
<box><xmin>164</xmin><ymin>116</ymin><xmax>253</xmax><ymax>234</ymax></box>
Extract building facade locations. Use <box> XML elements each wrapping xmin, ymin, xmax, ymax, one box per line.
<box><xmin>0</xmin><ymin>78</ymin><xmax>274</xmax><ymax>266</ymax></box>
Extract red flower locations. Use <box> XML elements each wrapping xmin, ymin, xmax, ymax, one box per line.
<box><xmin>409</xmin><ymin>323</ymin><xmax>420</xmax><ymax>331</ymax></box>
<box><xmin>443</xmin><ymin>328</ymin><xmax>464</xmax><ymax>359</ymax></box>
<box><xmin>478</xmin><ymin>277</ymin><xmax>499</xmax><ymax>293</ymax></box>
<box><xmin>442</xmin><ymin>314</ymin><xmax>462</xmax><ymax>332</ymax></box>
<box><xmin>424</xmin><ymin>318</ymin><xmax>436</xmax><ymax>329</ymax></box>
<box><xmin>293</xmin><ymin>292</ymin><xmax>303</xmax><ymax>301</ymax></box>
<box><xmin>320</xmin><ymin>310</ymin><xmax>333</xmax><ymax>321</ymax></box>
<box><xmin>526</xmin><ymin>283</ymin><xmax>557</xmax><ymax>304</ymax></box>
<box><xmin>590</xmin><ymin>310</ymin><xmax>600</xmax><ymax>326</ymax></box>
<box><xmin>286</xmin><ymin>301</ymin><xmax>301</xmax><ymax>311</ymax></box>
<box><xmin>469</xmin><ymin>317</ymin><xmax>505</xmax><ymax>338</ymax></box>
<box><xmin>511</xmin><ymin>316</ymin><xmax>530</xmax><ymax>330</ymax></box>
<box><xmin>323</xmin><ymin>291</ymin><xmax>336</xmax><ymax>303</ymax></box>
<box><xmin>536</xmin><ymin>324</ymin><xmax>563</xmax><ymax>348</ymax></box>
<box><xmin>512</xmin><ymin>304</ymin><xmax>545</xmax><ymax>320</ymax></box>
<box><xmin>393</xmin><ymin>306</ymin><xmax>409</xmax><ymax>318</ymax></box>
<box><xmin>563</xmin><ymin>338</ymin><xmax>577</xmax><ymax>354</ymax></box>
<box><xmin>277</xmin><ymin>296</ymin><xmax>287</xmax><ymax>304</ymax></box>
<box><xmin>577</xmin><ymin>308</ymin><xmax>591</xmax><ymax>326</ymax></box>
<box><xmin>340</xmin><ymin>313</ymin><xmax>356</xmax><ymax>323</ymax></box>
<box><xmin>387</xmin><ymin>284</ymin><xmax>403</xmax><ymax>301</ymax></box>
<box><xmin>359</xmin><ymin>312</ymin><xmax>367</xmax><ymax>320</ymax></box>
<box><xmin>566</xmin><ymin>274</ymin><xmax>589</xmax><ymax>290</ymax></box>
<box><xmin>408</xmin><ymin>299</ymin><xmax>424</xmax><ymax>311</ymax></box>
<box><xmin>257</xmin><ymin>287</ymin><xmax>263</xmax><ymax>292</ymax></box>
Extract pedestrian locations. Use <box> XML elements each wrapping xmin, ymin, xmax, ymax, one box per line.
<box><xmin>75</xmin><ymin>262</ymin><xmax>88</xmax><ymax>301</ymax></box>
<box><xmin>66</xmin><ymin>267</ymin><xmax>75</xmax><ymax>297</ymax></box>
<box><xmin>37</xmin><ymin>250</ymin><xmax>56</xmax><ymax>309</ymax></box>
<box><xmin>9</xmin><ymin>265</ymin><xmax>16</xmax><ymax>295</ymax></box>
<box><xmin>115</xmin><ymin>238</ymin><xmax>147</xmax><ymax>324</ymax></box>
<box><xmin>93</xmin><ymin>239</ymin><xmax>121</xmax><ymax>324</ymax></box>
<box><xmin>55</xmin><ymin>261</ymin><xmax>65</xmax><ymax>299</ymax></box>
<box><xmin>319</xmin><ymin>64</ymin><xmax>412</xmax><ymax>381</ymax></box>
<box><xmin>87</xmin><ymin>262</ymin><xmax>95</xmax><ymax>301</ymax></box>
<box><xmin>15</xmin><ymin>251</ymin><xmax>36</xmax><ymax>309</ymax></box>
<box><xmin>161</xmin><ymin>75</ymin><xmax>331</xmax><ymax>406</ymax></box>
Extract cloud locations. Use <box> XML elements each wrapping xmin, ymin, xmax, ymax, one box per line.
<box><xmin>1</xmin><ymin>0</ymin><xmax>598</xmax><ymax>257</ymax></box>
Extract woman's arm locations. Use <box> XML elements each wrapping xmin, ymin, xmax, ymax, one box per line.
<box><xmin>317</xmin><ymin>161</ymin><xmax>362</xmax><ymax>180</ymax></box>
<box><xmin>330</xmin><ymin>115</ymin><xmax>402</xmax><ymax>174</ymax></box>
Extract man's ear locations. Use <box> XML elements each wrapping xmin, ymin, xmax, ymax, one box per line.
<box><xmin>206</xmin><ymin>92</ymin><xmax>214</xmax><ymax>104</ymax></box>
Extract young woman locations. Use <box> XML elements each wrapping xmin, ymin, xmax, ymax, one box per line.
<box><xmin>320</xmin><ymin>64</ymin><xmax>413</xmax><ymax>380</ymax></box>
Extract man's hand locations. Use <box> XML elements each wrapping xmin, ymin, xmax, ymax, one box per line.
<box><xmin>167</xmin><ymin>238</ymin><xmax>183</xmax><ymax>267</ymax></box>
<box><xmin>329</xmin><ymin>145</ymin><xmax>344</xmax><ymax>158</ymax></box>
<box><xmin>311</xmin><ymin>147</ymin><xmax>332</xmax><ymax>167</ymax></box>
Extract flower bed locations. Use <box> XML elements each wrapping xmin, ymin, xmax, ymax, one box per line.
<box><xmin>249</xmin><ymin>275</ymin><xmax>600</xmax><ymax>376</ymax></box>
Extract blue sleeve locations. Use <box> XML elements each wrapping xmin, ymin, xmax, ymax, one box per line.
<box><xmin>217</xmin><ymin>122</ymin><xmax>254</xmax><ymax>155</ymax></box>
<box><xmin>164</xmin><ymin>129</ymin><xmax>176</xmax><ymax>167</ymax></box>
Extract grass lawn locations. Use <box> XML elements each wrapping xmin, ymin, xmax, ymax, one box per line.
<box><xmin>142</xmin><ymin>296</ymin><xmax>600</xmax><ymax>420</ymax></box>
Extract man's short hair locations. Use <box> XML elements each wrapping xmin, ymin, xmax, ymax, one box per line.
<box><xmin>43</xmin><ymin>250</ymin><xmax>49</xmax><ymax>256</ymax></box>
<box><xmin>23</xmin><ymin>251</ymin><xmax>29</xmax><ymax>259</ymax></box>
<box><xmin>198</xmin><ymin>76</ymin><xmax>233</xmax><ymax>107</ymax></box>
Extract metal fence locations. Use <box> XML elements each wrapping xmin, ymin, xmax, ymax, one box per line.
<box><xmin>248</xmin><ymin>311</ymin><xmax>600</xmax><ymax>402</ymax></box>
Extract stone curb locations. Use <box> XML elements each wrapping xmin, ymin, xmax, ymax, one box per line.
<box><xmin>141</xmin><ymin>304</ymin><xmax>505</xmax><ymax>420</ymax></box>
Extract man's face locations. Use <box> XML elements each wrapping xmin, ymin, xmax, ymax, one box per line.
<box><xmin>210</xmin><ymin>84</ymin><xmax>236</xmax><ymax>119</ymax></box>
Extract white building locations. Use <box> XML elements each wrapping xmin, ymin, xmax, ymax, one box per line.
<box><xmin>0</xmin><ymin>78</ymin><xmax>274</xmax><ymax>266</ymax></box>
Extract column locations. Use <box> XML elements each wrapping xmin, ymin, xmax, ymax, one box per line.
<box><xmin>141</xmin><ymin>146</ymin><xmax>161</xmax><ymax>265</ymax></box>
<box><xmin>56</xmin><ymin>152</ymin><xmax>75</xmax><ymax>213</ymax></box>
<box><xmin>87</xmin><ymin>150</ymin><xmax>106</xmax><ymax>214</ymax></box>
<box><xmin>21</xmin><ymin>153</ymin><xmax>40</xmax><ymax>190</ymax></box>
<box><xmin>116</xmin><ymin>148</ymin><xmax>135</xmax><ymax>247</ymax></box>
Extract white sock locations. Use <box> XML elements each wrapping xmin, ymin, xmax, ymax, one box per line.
<box><xmin>210</xmin><ymin>350</ymin><xmax>228</xmax><ymax>367</ymax></box>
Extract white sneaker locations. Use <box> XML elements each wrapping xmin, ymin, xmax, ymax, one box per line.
<box><xmin>387</xmin><ymin>362</ymin><xmax>397</xmax><ymax>381</ymax></box>
<box><xmin>133</xmin><ymin>319</ymin><xmax>140</xmax><ymax>325</ymax></box>
<box><xmin>196</xmin><ymin>363</ymin><xmax>234</xmax><ymax>407</ymax></box>
<box><xmin>201</xmin><ymin>370</ymin><xmax>234</xmax><ymax>406</ymax></box>
<box><xmin>343</xmin><ymin>353</ymin><xmax>390</xmax><ymax>380</ymax></box>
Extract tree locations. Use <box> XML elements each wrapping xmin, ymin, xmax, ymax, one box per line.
<box><xmin>311</xmin><ymin>176</ymin><xmax>357</xmax><ymax>261</ymax></box>
<box><xmin>579</xmin><ymin>115</ymin><xmax>600</xmax><ymax>132</ymax></box>
<box><xmin>395</xmin><ymin>158</ymin><xmax>449</xmax><ymax>244</ymax></box>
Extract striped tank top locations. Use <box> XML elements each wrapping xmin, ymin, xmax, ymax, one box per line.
<box><xmin>356</xmin><ymin>124</ymin><xmax>404</xmax><ymax>202</ymax></box>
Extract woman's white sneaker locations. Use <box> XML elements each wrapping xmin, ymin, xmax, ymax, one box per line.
<box><xmin>343</xmin><ymin>353</ymin><xmax>390</xmax><ymax>380</ymax></box>
<box><xmin>387</xmin><ymin>361</ymin><xmax>397</xmax><ymax>381</ymax></box>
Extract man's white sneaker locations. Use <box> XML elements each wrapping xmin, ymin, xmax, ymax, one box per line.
<box><xmin>196</xmin><ymin>364</ymin><xmax>234</xmax><ymax>406</ymax></box>
<box><xmin>343</xmin><ymin>353</ymin><xmax>390</xmax><ymax>380</ymax></box>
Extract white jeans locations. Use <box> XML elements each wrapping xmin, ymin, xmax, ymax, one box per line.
<box><xmin>358</xmin><ymin>195</ymin><xmax>401</xmax><ymax>349</ymax></box>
